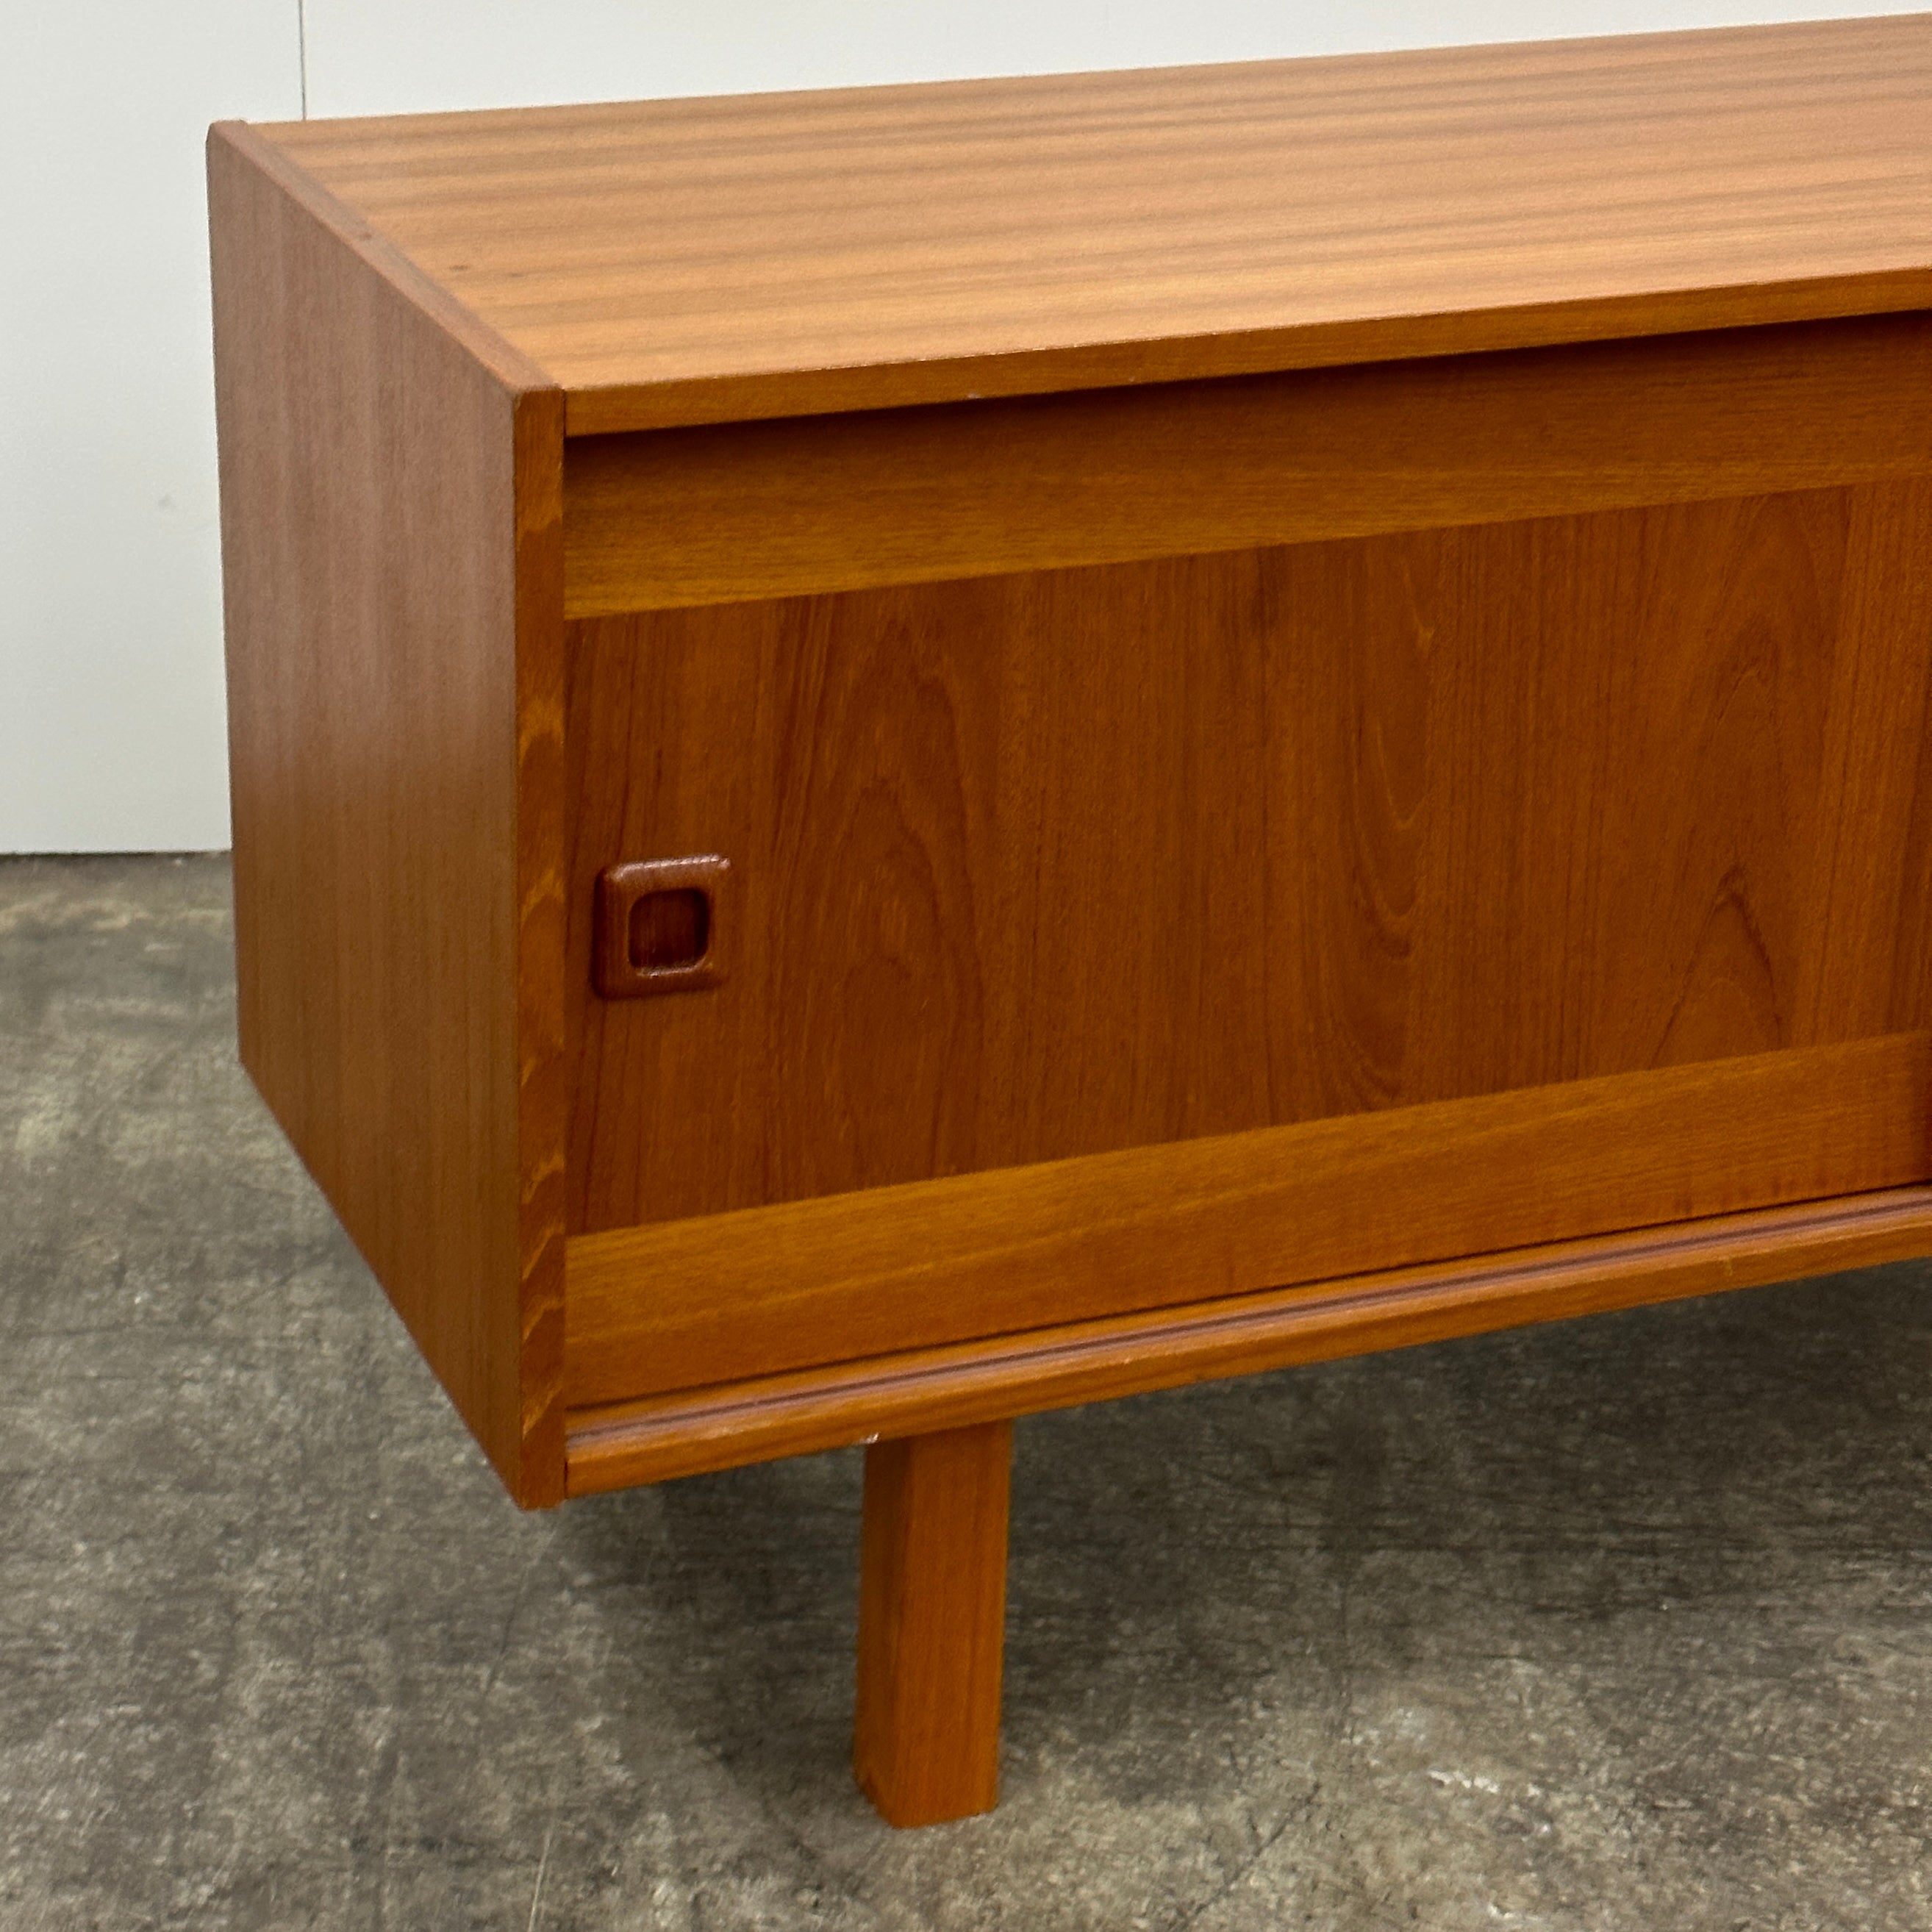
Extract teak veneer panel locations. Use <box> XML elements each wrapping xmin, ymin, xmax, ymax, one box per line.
<box><xmin>565</xmin><ymin>477</ymin><xmax>1932</xmax><ymax>1235</ymax></box>
<box><xmin>566</xmin><ymin>1034</ymin><xmax>1932</xmax><ymax>1405</ymax></box>
<box><xmin>565</xmin><ymin>1185</ymin><xmax>1932</xmax><ymax>1492</ymax></box>
<box><xmin>209</xmin><ymin>125</ymin><xmax>568</xmax><ymax>1506</ymax></box>
<box><xmin>249</xmin><ymin>16</ymin><xmax>1932</xmax><ymax>433</ymax></box>
<box><xmin>563</xmin><ymin>314</ymin><xmax>1932</xmax><ymax>614</ymax></box>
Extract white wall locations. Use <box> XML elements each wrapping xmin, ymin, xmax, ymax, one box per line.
<box><xmin>1</xmin><ymin>4</ymin><xmax>298</xmax><ymax>854</ymax></box>
<box><xmin>303</xmin><ymin>1</ymin><xmax>1932</xmax><ymax>118</ymax></box>
<box><xmin>4</xmin><ymin>4</ymin><xmax>1925</xmax><ymax>851</ymax></box>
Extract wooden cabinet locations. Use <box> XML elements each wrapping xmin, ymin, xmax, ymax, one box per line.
<box><xmin>210</xmin><ymin>14</ymin><xmax>1932</xmax><ymax>1824</ymax></box>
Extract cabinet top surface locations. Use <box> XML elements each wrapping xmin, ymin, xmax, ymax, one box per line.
<box><xmin>242</xmin><ymin>13</ymin><xmax>1932</xmax><ymax>434</ymax></box>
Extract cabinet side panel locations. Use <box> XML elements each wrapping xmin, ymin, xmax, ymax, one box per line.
<box><xmin>209</xmin><ymin>128</ymin><xmax>565</xmax><ymax>1504</ymax></box>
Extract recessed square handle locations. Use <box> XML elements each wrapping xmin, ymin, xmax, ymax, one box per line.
<box><xmin>595</xmin><ymin>855</ymin><xmax>731</xmax><ymax>998</ymax></box>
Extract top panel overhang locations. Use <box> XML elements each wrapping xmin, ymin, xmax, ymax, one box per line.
<box><xmin>249</xmin><ymin>13</ymin><xmax>1932</xmax><ymax>435</ymax></box>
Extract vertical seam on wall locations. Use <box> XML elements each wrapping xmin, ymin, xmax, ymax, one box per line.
<box><xmin>297</xmin><ymin>0</ymin><xmax>310</xmax><ymax>117</ymax></box>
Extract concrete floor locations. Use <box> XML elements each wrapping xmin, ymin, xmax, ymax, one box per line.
<box><xmin>5</xmin><ymin>854</ymin><xmax>1932</xmax><ymax>1931</ymax></box>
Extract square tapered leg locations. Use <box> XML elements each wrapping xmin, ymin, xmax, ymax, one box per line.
<box><xmin>854</xmin><ymin>1420</ymin><xmax>1013</xmax><ymax>1825</ymax></box>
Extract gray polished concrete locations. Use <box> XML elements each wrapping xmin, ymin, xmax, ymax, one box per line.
<box><xmin>5</xmin><ymin>852</ymin><xmax>1932</xmax><ymax>1930</ymax></box>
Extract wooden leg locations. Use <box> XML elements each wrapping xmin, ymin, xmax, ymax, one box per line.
<box><xmin>854</xmin><ymin>1419</ymin><xmax>1013</xmax><ymax>1827</ymax></box>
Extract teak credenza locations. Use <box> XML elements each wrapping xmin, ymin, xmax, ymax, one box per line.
<box><xmin>211</xmin><ymin>15</ymin><xmax>1932</xmax><ymax>1825</ymax></box>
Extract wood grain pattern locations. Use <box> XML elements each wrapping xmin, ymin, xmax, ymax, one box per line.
<box><xmin>854</xmin><ymin>1422</ymin><xmax>1012</xmax><ymax>1828</ymax></box>
<box><xmin>209</xmin><ymin>118</ymin><xmax>556</xmax><ymax>396</ymax></box>
<box><xmin>247</xmin><ymin>16</ymin><xmax>1932</xmax><ymax>432</ymax></box>
<box><xmin>564</xmin><ymin>313</ymin><xmax>1932</xmax><ymax>614</ymax></box>
<box><xmin>565</xmin><ymin>479</ymin><xmax>1932</xmax><ymax>1237</ymax></box>
<box><xmin>209</xmin><ymin>124</ymin><xmax>569</xmax><ymax>1506</ymax></box>
<box><xmin>565</xmin><ymin>1184</ymin><xmax>1932</xmax><ymax>1493</ymax></box>
<box><xmin>514</xmin><ymin>387</ymin><xmax>569</xmax><ymax>1495</ymax></box>
<box><xmin>566</xmin><ymin>1035</ymin><xmax>1932</xmax><ymax>1404</ymax></box>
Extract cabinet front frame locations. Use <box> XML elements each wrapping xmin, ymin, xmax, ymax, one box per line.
<box><xmin>554</xmin><ymin>309</ymin><xmax>1932</xmax><ymax>1473</ymax></box>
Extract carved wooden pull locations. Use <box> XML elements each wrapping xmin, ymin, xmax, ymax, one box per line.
<box><xmin>595</xmin><ymin>855</ymin><xmax>731</xmax><ymax>998</ymax></box>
